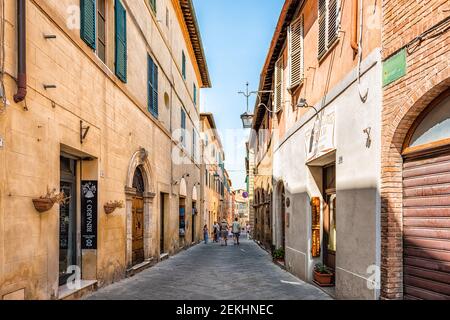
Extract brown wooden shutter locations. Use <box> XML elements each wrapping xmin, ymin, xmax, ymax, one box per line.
<box><xmin>290</xmin><ymin>16</ymin><xmax>304</xmax><ymax>88</ymax></box>
<box><xmin>311</xmin><ymin>197</ymin><xmax>321</xmax><ymax>257</ymax></box>
<box><xmin>274</xmin><ymin>57</ymin><xmax>283</xmax><ymax>112</ymax></box>
<box><xmin>318</xmin><ymin>0</ymin><xmax>327</xmax><ymax>58</ymax></box>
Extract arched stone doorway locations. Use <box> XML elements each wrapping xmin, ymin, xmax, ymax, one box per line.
<box><xmin>131</xmin><ymin>167</ymin><xmax>145</xmax><ymax>265</ymax></box>
<box><xmin>125</xmin><ymin>148</ymin><xmax>155</xmax><ymax>268</ymax></box>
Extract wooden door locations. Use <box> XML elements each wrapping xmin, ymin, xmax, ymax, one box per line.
<box><xmin>132</xmin><ymin>196</ymin><xmax>144</xmax><ymax>265</ymax></box>
<box><xmin>403</xmin><ymin>150</ymin><xmax>450</xmax><ymax>300</ymax></box>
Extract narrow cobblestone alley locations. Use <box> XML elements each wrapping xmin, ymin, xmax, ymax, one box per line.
<box><xmin>86</xmin><ymin>238</ymin><xmax>331</xmax><ymax>300</ymax></box>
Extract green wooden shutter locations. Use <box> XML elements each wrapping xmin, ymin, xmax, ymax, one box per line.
<box><xmin>153</xmin><ymin>63</ymin><xmax>158</xmax><ymax>116</ymax></box>
<box><xmin>181</xmin><ymin>108</ymin><xmax>186</xmax><ymax>146</ymax></box>
<box><xmin>182</xmin><ymin>51</ymin><xmax>186</xmax><ymax>80</ymax></box>
<box><xmin>80</xmin><ymin>0</ymin><xmax>96</xmax><ymax>49</ymax></box>
<box><xmin>193</xmin><ymin>83</ymin><xmax>197</xmax><ymax>105</ymax></box>
<box><xmin>115</xmin><ymin>0</ymin><xmax>127</xmax><ymax>83</ymax></box>
<box><xmin>148</xmin><ymin>55</ymin><xmax>158</xmax><ymax>117</ymax></box>
<box><xmin>149</xmin><ymin>0</ymin><xmax>157</xmax><ymax>13</ymax></box>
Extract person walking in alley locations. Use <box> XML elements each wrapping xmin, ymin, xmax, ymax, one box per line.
<box><xmin>232</xmin><ymin>218</ymin><xmax>241</xmax><ymax>245</ymax></box>
<box><xmin>220</xmin><ymin>219</ymin><xmax>229</xmax><ymax>246</ymax></box>
<box><xmin>213</xmin><ymin>221</ymin><xmax>219</xmax><ymax>243</ymax></box>
<box><xmin>203</xmin><ymin>225</ymin><xmax>209</xmax><ymax>244</ymax></box>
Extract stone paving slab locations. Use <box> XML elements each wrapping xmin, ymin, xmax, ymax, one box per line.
<box><xmin>86</xmin><ymin>238</ymin><xmax>332</xmax><ymax>300</ymax></box>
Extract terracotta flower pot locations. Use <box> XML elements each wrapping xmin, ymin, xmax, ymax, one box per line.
<box><xmin>313</xmin><ymin>270</ymin><xmax>334</xmax><ymax>286</ymax></box>
<box><xmin>32</xmin><ymin>198</ymin><xmax>54</xmax><ymax>213</ymax></box>
<box><xmin>104</xmin><ymin>205</ymin><xmax>116</xmax><ymax>215</ymax></box>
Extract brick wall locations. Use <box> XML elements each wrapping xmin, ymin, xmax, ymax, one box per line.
<box><xmin>381</xmin><ymin>0</ymin><xmax>450</xmax><ymax>299</ymax></box>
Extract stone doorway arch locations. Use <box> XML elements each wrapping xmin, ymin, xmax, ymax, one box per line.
<box><xmin>125</xmin><ymin>148</ymin><xmax>156</xmax><ymax>268</ymax></box>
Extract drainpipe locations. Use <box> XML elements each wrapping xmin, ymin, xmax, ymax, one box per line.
<box><xmin>351</xmin><ymin>0</ymin><xmax>359</xmax><ymax>57</ymax></box>
<box><xmin>13</xmin><ymin>0</ymin><xmax>27</xmax><ymax>103</ymax></box>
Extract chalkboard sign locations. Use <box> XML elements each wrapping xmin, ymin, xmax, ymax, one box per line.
<box><xmin>81</xmin><ymin>181</ymin><xmax>98</xmax><ymax>249</ymax></box>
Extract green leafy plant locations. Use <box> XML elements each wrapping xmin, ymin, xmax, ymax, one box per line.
<box><xmin>314</xmin><ymin>263</ymin><xmax>333</xmax><ymax>275</ymax></box>
<box><xmin>272</xmin><ymin>247</ymin><xmax>285</xmax><ymax>260</ymax></box>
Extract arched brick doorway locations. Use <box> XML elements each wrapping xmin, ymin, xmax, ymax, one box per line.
<box><xmin>381</xmin><ymin>78</ymin><xmax>450</xmax><ymax>299</ymax></box>
<box><xmin>401</xmin><ymin>90</ymin><xmax>450</xmax><ymax>300</ymax></box>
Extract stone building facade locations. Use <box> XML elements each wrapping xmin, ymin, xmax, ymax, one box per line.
<box><xmin>380</xmin><ymin>1</ymin><xmax>450</xmax><ymax>300</ymax></box>
<box><xmin>200</xmin><ymin>112</ymin><xmax>227</xmax><ymax>230</ymax></box>
<box><xmin>0</xmin><ymin>0</ymin><xmax>210</xmax><ymax>300</ymax></box>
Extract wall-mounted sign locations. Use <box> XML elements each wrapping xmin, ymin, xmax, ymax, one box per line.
<box><xmin>383</xmin><ymin>49</ymin><xmax>407</xmax><ymax>87</ymax></box>
<box><xmin>242</xmin><ymin>192</ymin><xmax>249</xmax><ymax>199</ymax></box>
<box><xmin>305</xmin><ymin>107</ymin><xmax>336</xmax><ymax>163</ymax></box>
<box><xmin>81</xmin><ymin>181</ymin><xmax>98</xmax><ymax>250</ymax></box>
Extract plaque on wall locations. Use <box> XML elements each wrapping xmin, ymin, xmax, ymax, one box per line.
<box><xmin>81</xmin><ymin>181</ymin><xmax>98</xmax><ymax>250</ymax></box>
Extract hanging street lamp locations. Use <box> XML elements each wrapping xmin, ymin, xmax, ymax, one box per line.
<box><xmin>238</xmin><ymin>82</ymin><xmax>254</xmax><ymax>129</ymax></box>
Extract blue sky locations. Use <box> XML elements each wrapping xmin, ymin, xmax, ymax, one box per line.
<box><xmin>193</xmin><ymin>0</ymin><xmax>283</xmax><ymax>190</ymax></box>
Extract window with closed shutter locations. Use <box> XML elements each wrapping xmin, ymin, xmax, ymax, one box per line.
<box><xmin>181</xmin><ymin>108</ymin><xmax>186</xmax><ymax>147</ymax></box>
<box><xmin>149</xmin><ymin>0</ymin><xmax>156</xmax><ymax>14</ymax></box>
<box><xmin>81</xmin><ymin>0</ymin><xmax>96</xmax><ymax>49</ymax></box>
<box><xmin>289</xmin><ymin>15</ymin><xmax>304</xmax><ymax>89</ymax></box>
<box><xmin>274</xmin><ymin>58</ymin><xmax>283</xmax><ymax>112</ymax></box>
<box><xmin>328</xmin><ymin>0</ymin><xmax>339</xmax><ymax>45</ymax></box>
<box><xmin>148</xmin><ymin>55</ymin><xmax>158</xmax><ymax>117</ymax></box>
<box><xmin>193</xmin><ymin>83</ymin><xmax>197</xmax><ymax>106</ymax></box>
<box><xmin>318</xmin><ymin>0</ymin><xmax>327</xmax><ymax>58</ymax></box>
<box><xmin>115</xmin><ymin>0</ymin><xmax>127</xmax><ymax>82</ymax></box>
<box><xmin>318</xmin><ymin>0</ymin><xmax>340</xmax><ymax>59</ymax></box>
<box><xmin>97</xmin><ymin>0</ymin><xmax>106</xmax><ymax>63</ymax></box>
<box><xmin>182</xmin><ymin>51</ymin><xmax>186</xmax><ymax>80</ymax></box>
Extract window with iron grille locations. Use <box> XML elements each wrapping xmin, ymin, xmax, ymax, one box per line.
<box><xmin>289</xmin><ymin>15</ymin><xmax>304</xmax><ymax>89</ymax></box>
<box><xmin>318</xmin><ymin>0</ymin><xmax>340</xmax><ymax>59</ymax></box>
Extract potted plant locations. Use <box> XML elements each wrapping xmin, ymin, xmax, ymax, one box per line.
<box><xmin>313</xmin><ymin>263</ymin><xmax>334</xmax><ymax>286</ymax></box>
<box><xmin>104</xmin><ymin>200</ymin><xmax>124</xmax><ymax>214</ymax></box>
<box><xmin>272</xmin><ymin>247</ymin><xmax>285</xmax><ymax>262</ymax></box>
<box><xmin>32</xmin><ymin>188</ymin><xmax>69</xmax><ymax>213</ymax></box>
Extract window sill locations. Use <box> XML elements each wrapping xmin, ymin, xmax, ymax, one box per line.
<box><xmin>318</xmin><ymin>37</ymin><xmax>340</xmax><ymax>64</ymax></box>
<box><xmin>287</xmin><ymin>79</ymin><xmax>305</xmax><ymax>96</ymax></box>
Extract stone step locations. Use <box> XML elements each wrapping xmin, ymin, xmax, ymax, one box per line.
<box><xmin>126</xmin><ymin>258</ymin><xmax>155</xmax><ymax>278</ymax></box>
<box><xmin>58</xmin><ymin>280</ymin><xmax>98</xmax><ymax>300</ymax></box>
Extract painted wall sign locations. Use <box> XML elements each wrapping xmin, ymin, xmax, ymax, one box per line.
<box><xmin>81</xmin><ymin>181</ymin><xmax>98</xmax><ymax>250</ymax></box>
<box><xmin>383</xmin><ymin>49</ymin><xmax>407</xmax><ymax>87</ymax></box>
<box><xmin>305</xmin><ymin>107</ymin><xmax>336</xmax><ymax>162</ymax></box>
